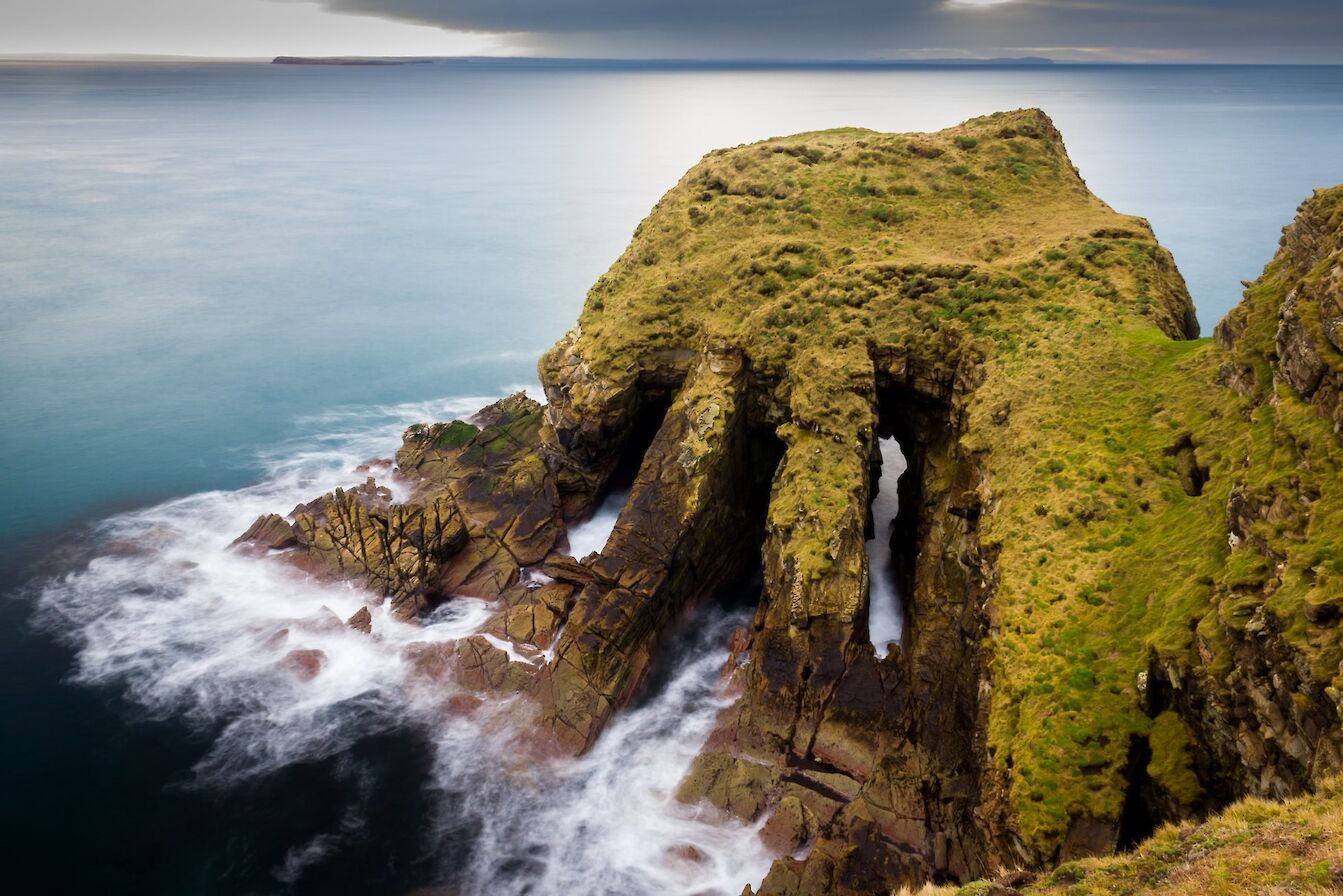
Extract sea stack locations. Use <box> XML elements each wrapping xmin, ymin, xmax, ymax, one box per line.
<box><xmin>238</xmin><ymin>109</ymin><xmax>1343</xmax><ymax>893</ymax></box>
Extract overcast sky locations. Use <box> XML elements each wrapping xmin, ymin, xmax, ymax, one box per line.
<box><xmin>2</xmin><ymin>0</ymin><xmax>1341</xmax><ymax>62</ymax></box>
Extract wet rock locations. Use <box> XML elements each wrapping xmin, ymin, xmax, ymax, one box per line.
<box><xmin>232</xmin><ymin>513</ymin><xmax>297</xmax><ymax>551</ymax></box>
<box><xmin>487</xmin><ymin>582</ymin><xmax>573</xmax><ymax>650</ymax></box>
<box><xmin>677</xmin><ymin>751</ymin><xmax>781</xmax><ymax>821</ymax></box>
<box><xmin>760</xmin><ymin>795</ymin><xmax>815</xmax><ymax>854</ymax></box>
<box><xmin>240</xmin><ymin>393</ymin><xmax>564</xmax><ymax>622</ymax></box>
<box><xmin>402</xmin><ymin>394</ymin><xmax>565</xmax><ymax>601</ymax></box>
<box><xmin>666</xmin><ymin>844</ymin><xmax>707</xmax><ymax>865</ymax></box>
<box><xmin>291</xmin><ymin>488</ymin><xmax>467</xmax><ymax>618</ymax></box>
<box><xmin>287</xmin><ymin>606</ymin><xmax>344</xmax><ymax>634</ymax></box>
<box><xmin>280</xmin><ymin>648</ymin><xmax>326</xmax><ymax>681</ymax></box>
<box><xmin>402</xmin><ymin>641</ymin><xmax>456</xmax><ymax>683</ymax></box>
<box><xmin>454</xmin><ymin>635</ymin><xmax>537</xmax><ymax>696</ymax></box>
<box><xmin>346</xmin><ymin>606</ymin><xmax>372</xmax><ymax>634</ymax></box>
<box><xmin>531</xmin><ymin>348</ymin><xmax>770</xmax><ymax>753</ymax></box>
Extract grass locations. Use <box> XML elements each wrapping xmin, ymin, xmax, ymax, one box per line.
<box><xmin>542</xmin><ymin>109</ymin><xmax>1343</xmax><ymax>864</ymax></box>
<box><xmin>1010</xmin><ymin>778</ymin><xmax>1343</xmax><ymax>895</ymax></box>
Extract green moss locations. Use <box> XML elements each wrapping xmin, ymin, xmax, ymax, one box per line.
<box><xmin>433</xmin><ymin>419</ymin><xmax>479</xmax><ymax>450</ymax></box>
<box><xmin>1148</xmin><ymin>711</ymin><xmax>1204</xmax><ymax>809</ymax></box>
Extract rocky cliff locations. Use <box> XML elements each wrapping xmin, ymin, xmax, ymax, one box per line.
<box><xmin>238</xmin><ymin>110</ymin><xmax>1343</xmax><ymax>893</ymax></box>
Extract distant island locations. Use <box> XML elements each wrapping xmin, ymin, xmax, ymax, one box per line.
<box><xmin>271</xmin><ymin>55</ymin><xmax>1055</xmax><ymax>68</ymax></box>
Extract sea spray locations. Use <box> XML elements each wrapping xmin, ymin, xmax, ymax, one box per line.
<box><xmin>32</xmin><ymin>392</ymin><xmax>773</xmax><ymax>895</ymax></box>
<box><xmin>438</xmin><ymin>603</ymin><xmax>772</xmax><ymax>896</ymax></box>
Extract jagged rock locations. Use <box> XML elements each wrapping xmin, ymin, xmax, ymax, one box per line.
<box><xmin>237</xmin><ymin>393</ymin><xmax>563</xmax><ymax>619</ymax></box>
<box><xmin>530</xmin><ymin>346</ymin><xmax>776</xmax><ymax>753</ymax></box>
<box><xmin>676</xmin><ymin>750</ymin><xmax>781</xmax><ymax>820</ymax></box>
<box><xmin>399</xmin><ymin>394</ymin><xmax>564</xmax><ymax>601</ymax></box>
<box><xmin>538</xmin><ymin>554</ymin><xmax>596</xmax><ymax>587</ymax></box>
<box><xmin>485</xmin><ymin>582</ymin><xmax>573</xmax><ymax>650</ymax></box>
<box><xmin>291</xmin><ymin>487</ymin><xmax>467</xmax><ymax>618</ymax></box>
<box><xmin>232</xmin><ymin>513</ymin><xmax>297</xmax><ymax>551</ymax></box>
<box><xmin>760</xmin><ymin>795</ymin><xmax>815</xmax><ymax>854</ymax></box>
<box><xmin>346</xmin><ymin>606</ymin><xmax>372</xmax><ymax>634</ymax></box>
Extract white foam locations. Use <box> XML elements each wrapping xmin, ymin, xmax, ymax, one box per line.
<box><xmin>435</xmin><ymin>605</ymin><xmax>775</xmax><ymax>896</ymax></box>
<box><xmin>32</xmin><ymin>393</ymin><xmax>773</xmax><ymax>895</ymax></box>
<box><xmin>35</xmin><ymin>393</ymin><xmax>497</xmax><ymax>780</ymax></box>
<box><xmin>867</xmin><ymin>437</ymin><xmax>908</xmax><ymax>657</ymax></box>
<box><xmin>565</xmin><ymin>489</ymin><xmax>628</xmax><ymax>558</ymax></box>
<box><xmin>478</xmin><ymin>632</ymin><xmax>546</xmax><ymax>667</ymax></box>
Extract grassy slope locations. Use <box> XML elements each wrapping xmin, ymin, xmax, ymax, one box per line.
<box><xmin>946</xmin><ymin>776</ymin><xmax>1343</xmax><ymax>895</ymax></box>
<box><xmin>974</xmin><ymin>183</ymin><xmax>1343</xmax><ymax>852</ymax></box>
<box><xmin>557</xmin><ymin>109</ymin><xmax>1343</xmax><ymax>859</ymax></box>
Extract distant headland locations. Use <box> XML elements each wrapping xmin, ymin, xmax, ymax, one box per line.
<box><xmin>271</xmin><ymin>56</ymin><xmax>433</xmax><ymax>66</ymax></box>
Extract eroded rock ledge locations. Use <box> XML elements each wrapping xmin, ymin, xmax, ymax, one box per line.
<box><xmin>237</xmin><ymin>110</ymin><xmax>1343</xmax><ymax>894</ymax></box>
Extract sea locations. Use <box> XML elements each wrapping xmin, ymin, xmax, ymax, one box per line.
<box><xmin>1</xmin><ymin>61</ymin><xmax>1340</xmax><ymax>895</ymax></box>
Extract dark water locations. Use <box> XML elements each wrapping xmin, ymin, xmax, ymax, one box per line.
<box><xmin>2</xmin><ymin>62</ymin><xmax>1341</xmax><ymax>894</ymax></box>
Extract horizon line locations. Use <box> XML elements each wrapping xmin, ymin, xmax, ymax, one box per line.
<box><xmin>2</xmin><ymin>53</ymin><xmax>1342</xmax><ymax>67</ymax></box>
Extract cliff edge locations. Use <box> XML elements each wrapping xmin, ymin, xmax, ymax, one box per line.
<box><xmin>238</xmin><ymin>110</ymin><xmax>1343</xmax><ymax>893</ymax></box>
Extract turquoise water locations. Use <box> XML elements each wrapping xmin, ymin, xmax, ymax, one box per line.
<box><xmin>1</xmin><ymin>62</ymin><xmax>1341</xmax><ymax>895</ymax></box>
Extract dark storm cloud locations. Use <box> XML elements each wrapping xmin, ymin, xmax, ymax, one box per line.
<box><xmin>291</xmin><ymin>0</ymin><xmax>1343</xmax><ymax>60</ymax></box>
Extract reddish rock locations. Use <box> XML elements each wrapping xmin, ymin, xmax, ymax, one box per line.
<box><xmin>666</xmin><ymin>844</ymin><xmax>706</xmax><ymax>865</ymax></box>
<box><xmin>280</xmin><ymin>648</ymin><xmax>326</xmax><ymax>681</ymax></box>
<box><xmin>403</xmin><ymin>642</ymin><xmax>455</xmax><ymax>683</ymax></box>
<box><xmin>444</xmin><ymin>694</ymin><xmax>484</xmax><ymax>717</ymax></box>
<box><xmin>760</xmin><ymin>796</ymin><xmax>813</xmax><ymax>855</ymax></box>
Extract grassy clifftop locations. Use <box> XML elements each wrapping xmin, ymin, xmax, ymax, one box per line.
<box><xmin>541</xmin><ymin>108</ymin><xmax>1343</xmax><ymax>877</ymax></box>
<box><xmin>976</xmin><ymin>180</ymin><xmax>1343</xmax><ymax>857</ymax></box>
<box><xmin>549</xmin><ymin>108</ymin><xmax>1198</xmax><ymax>617</ymax></box>
<box><xmin>244</xmin><ymin>109</ymin><xmax>1343</xmax><ymax>890</ymax></box>
<box><xmin>567</xmin><ymin>107</ymin><xmax>1195</xmax><ymax>386</ymax></box>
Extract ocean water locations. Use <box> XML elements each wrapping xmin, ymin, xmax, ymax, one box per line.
<box><xmin>2</xmin><ymin>62</ymin><xmax>1341</xmax><ymax>895</ymax></box>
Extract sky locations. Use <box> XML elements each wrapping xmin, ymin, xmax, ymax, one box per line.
<box><xmin>1</xmin><ymin>0</ymin><xmax>1341</xmax><ymax>62</ymax></box>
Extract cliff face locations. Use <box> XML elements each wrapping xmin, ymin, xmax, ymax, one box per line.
<box><xmin>238</xmin><ymin>111</ymin><xmax>1343</xmax><ymax>893</ymax></box>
